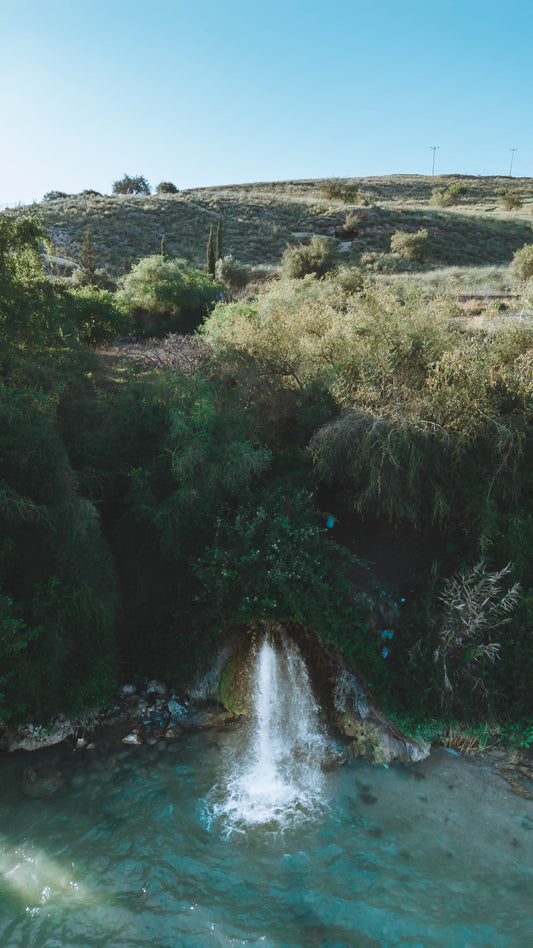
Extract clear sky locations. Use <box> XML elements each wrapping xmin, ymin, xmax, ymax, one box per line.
<box><xmin>1</xmin><ymin>0</ymin><xmax>532</xmax><ymax>205</ymax></box>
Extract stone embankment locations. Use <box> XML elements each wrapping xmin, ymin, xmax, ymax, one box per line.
<box><xmin>0</xmin><ymin>678</ymin><xmax>236</xmax><ymax>755</ymax></box>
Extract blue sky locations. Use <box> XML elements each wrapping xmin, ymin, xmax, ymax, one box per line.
<box><xmin>1</xmin><ymin>0</ymin><xmax>532</xmax><ymax>205</ymax></box>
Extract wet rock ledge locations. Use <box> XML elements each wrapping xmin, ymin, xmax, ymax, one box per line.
<box><xmin>0</xmin><ymin>620</ymin><xmax>429</xmax><ymax>765</ymax></box>
<box><xmin>0</xmin><ymin>678</ymin><xmax>237</xmax><ymax>755</ymax></box>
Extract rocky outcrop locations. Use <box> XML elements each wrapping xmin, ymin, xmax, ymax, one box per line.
<box><xmin>0</xmin><ymin>674</ymin><xmax>238</xmax><ymax>753</ymax></box>
<box><xmin>331</xmin><ymin>667</ymin><xmax>429</xmax><ymax>764</ymax></box>
<box><xmin>1</xmin><ymin>717</ymin><xmax>76</xmax><ymax>752</ymax></box>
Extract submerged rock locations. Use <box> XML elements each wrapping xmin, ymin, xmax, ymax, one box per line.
<box><xmin>22</xmin><ymin>762</ymin><xmax>65</xmax><ymax>798</ymax></box>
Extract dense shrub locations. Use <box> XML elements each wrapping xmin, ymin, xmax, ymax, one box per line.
<box><xmin>496</xmin><ymin>188</ymin><xmax>523</xmax><ymax>211</ymax></box>
<box><xmin>215</xmin><ymin>254</ymin><xmax>249</xmax><ymax>290</ymax></box>
<box><xmin>119</xmin><ymin>254</ymin><xmax>221</xmax><ymax>334</ymax></box>
<box><xmin>204</xmin><ymin>273</ymin><xmax>533</xmax><ymax>535</ymax></box>
<box><xmin>156</xmin><ymin>181</ymin><xmax>179</xmax><ymax>194</ymax></box>
<box><xmin>0</xmin><ymin>214</ymin><xmax>73</xmax><ymax>361</ymax></box>
<box><xmin>431</xmin><ymin>183</ymin><xmax>466</xmax><ymax>207</ymax></box>
<box><xmin>518</xmin><ymin>279</ymin><xmax>533</xmax><ymax>310</ymax></box>
<box><xmin>112</xmin><ymin>174</ymin><xmax>151</xmax><ymax>195</ymax></box>
<box><xmin>328</xmin><ymin>265</ymin><xmax>365</xmax><ymax>293</ymax></box>
<box><xmin>336</xmin><ymin>212</ymin><xmax>360</xmax><ymax>238</ymax></box>
<box><xmin>321</xmin><ymin>179</ymin><xmax>360</xmax><ymax>203</ymax></box>
<box><xmin>281</xmin><ymin>236</ymin><xmax>335</xmax><ymax>279</ymax></box>
<box><xmin>0</xmin><ymin>387</ymin><xmax>117</xmax><ymax>723</ymax></box>
<box><xmin>360</xmin><ymin>250</ymin><xmax>405</xmax><ymax>273</ymax></box>
<box><xmin>390</xmin><ymin>228</ymin><xmax>429</xmax><ymax>262</ymax></box>
<box><xmin>195</xmin><ymin>488</ymin><xmax>366</xmax><ymax>640</ymax></box>
<box><xmin>509</xmin><ymin>243</ymin><xmax>533</xmax><ymax>281</ymax></box>
<box><xmin>61</xmin><ymin>373</ymin><xmax>272</xmax><ymax>680</ymax></box>
<box><xmin>203</xmin><ymin>279</ymin><xmax>457</xmax><ymax>406</ymax></box>
<box><xmin>43</xmin><ymin>190</ymin><xmax>68</xmax><ymax>201</ymax></box>
<box><xmin>66</xmin><ymin>286</ymin><xmax>132</xmax><ymax>344</ymax></box>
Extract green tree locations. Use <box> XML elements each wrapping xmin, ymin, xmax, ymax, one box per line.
<box><xmin>0</xmin><ymin>387</ymin><xmax>117</xmax><ymax>724</ymax></box>
<box><xmin>0</xmin><ymin>214</ymin><xmax>66</xmax><ymax>361</ymax></box>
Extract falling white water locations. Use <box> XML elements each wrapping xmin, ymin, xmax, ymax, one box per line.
<box><xmin>208</xmin><ymin>635</ymin><xmax>329</xmax><ymax>832</ymax></box>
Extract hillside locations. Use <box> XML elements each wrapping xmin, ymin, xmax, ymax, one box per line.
<box><xmin>8</xmin><ymin>174</ymin><xmax>533</xmax><ymax>293</ymax></box>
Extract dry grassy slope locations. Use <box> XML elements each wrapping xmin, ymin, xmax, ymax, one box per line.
<box><xmin>10</xmin><ymin>174</ymin><xmax>533</xmax><ymax>281</ymax></box>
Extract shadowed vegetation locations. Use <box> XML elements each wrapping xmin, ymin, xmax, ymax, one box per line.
<box><xmin>2</xmin><ymin>177</ymin><xmax>533</xmax><ymax>735</ymax></box>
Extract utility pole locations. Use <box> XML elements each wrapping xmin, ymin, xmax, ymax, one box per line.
<box><xmin>430</xmin><ymin>146</ymin><xmax>439</xmax><ymax>176</ymax></box>
<box><xmin>509</xmin><ymin>148</ymin><xmax>518</xmax><ymax>177</ymax></box>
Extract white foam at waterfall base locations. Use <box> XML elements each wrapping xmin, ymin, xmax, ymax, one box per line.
<box><xmin>207</xmin><ymin>635</ymin><xmax>329</xmax><ymax>833</ymax></box>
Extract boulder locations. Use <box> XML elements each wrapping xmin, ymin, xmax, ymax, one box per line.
<box><xmin>146</xmin><ymin>680</ymin><xmax>167</xmax><ymax>696</ymax></box>
<box><xmin>122</xmin><ymin>731</ymin><xmax>142</xmax><ymax>745</ymax></box>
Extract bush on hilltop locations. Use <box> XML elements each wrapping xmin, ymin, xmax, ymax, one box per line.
<box><xmin>156</xmin><ymin>181</ymin><xmax>179</xmax><ymax>194</ymax></box>
<box><xmin>321</xmin><ymin>179</ymin><xmax>360</xmax><ymax>203</ymax></box>
<box><xmin>43</xmin><ymin>190</ymin><xmax>68</xmax><ymax>201</ymax></box>
<box><xmin>112</xmin><ymin>174</ymin><xmax>151</xmax><ymax>195</ymax></box>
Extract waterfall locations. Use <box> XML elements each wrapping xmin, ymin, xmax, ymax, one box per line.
<box><xmin>208</xmin><ymin>634</ymin><xmax>328</xmax><ymax>832</ymax></box>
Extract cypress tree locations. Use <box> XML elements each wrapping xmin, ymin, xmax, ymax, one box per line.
<box><xmin>206</xmin><ymin>224</ymin><xmax>215</xmax><ymax>277</ymax></box>
<box><xmin>216</xmin><ymin>217</ymin><xmax>222</xmax><ymax>261</ymax></box>
<box><xmin>79</xmin><ymin>225</ymin><xmax>97</xmax><ymax>285</ymax></box>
